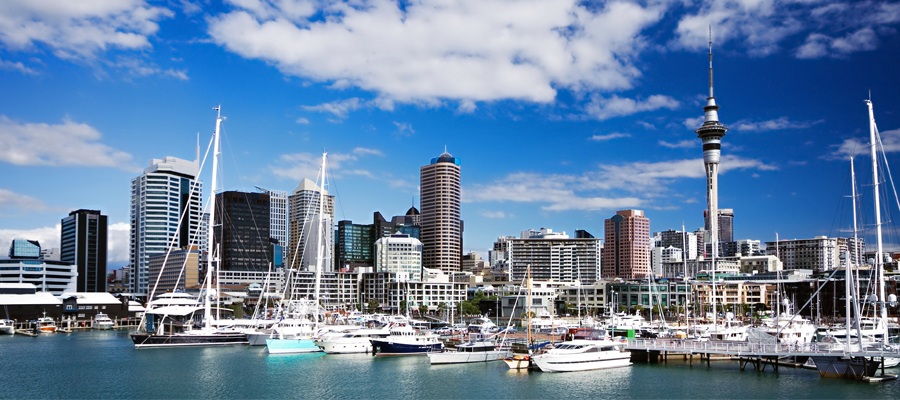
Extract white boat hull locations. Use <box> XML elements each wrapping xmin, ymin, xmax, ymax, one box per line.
<box><xmin>428</xmin><ymin>349</ymin><xmax>512</xmax><ymax>364</ymax></box>
<box><xmin>315</xmin><ymin>338</ymin><xmax>373</xmax><ymax>354</ymax></box>
<box><xmin>533</xmin><ymin>349</ymin><xmax>631</xmax><ymax>372</ymax></box>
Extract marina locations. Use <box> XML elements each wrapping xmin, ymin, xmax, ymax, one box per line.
<box><xmin>2</xmin><ymin>330</ymin><xmax>900</xmax><ymax>399</ymax></box>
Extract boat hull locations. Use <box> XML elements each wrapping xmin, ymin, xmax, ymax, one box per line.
<box><xmin>428</xmin><ymin>349</ymin><xmax>512</xmax><ymax>364</ymax></box>
<box><xmin>246</xmin><ymin>331</ymin><xmax>272</xmax><ymax>346</ymax></box>
<box><xmin>810</xmin><ymin>356</ymin><xmax>881</xmax><ymax>380</ymax></box>
<box><xmin>371</xmin><ymin>339</ymin><xmax>442</xmax><ymax>356</ymax></box>
<box><xmin>315</xmin><ymin>339</ymin><xmax>373</xmax><ymax>354</ymax></box>
<box><xmin>266</xmin><ymin>338</ymin><xmax>322</xmax><ymax>354</ymax></box>
<box><xmin>94</xmin><ymin>323</ymin><xmax>114</xmax><ymax>330</ymax></box>
<box><xmin>504</xmin><ymin>355</ymin><xmax>531</xmax><ymax>369</ymax></box>
<box><xmin>131</xmin><ymin>332</ymin><xmax>248</xmax><ymax>348</ymax></box>
<box><xmin>533</xmin><ymin>351</ymin><xmax>631</xmax><ymax>372</ymax></box>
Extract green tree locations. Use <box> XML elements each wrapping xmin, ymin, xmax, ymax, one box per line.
<box><xmin>461</xmin><ymin>301</ymin><xmax>480</xmax><ymax>316</ymax></box>
<box><xmin>227</xmin><ymin>304</ymin><xmax>246</xmax><ymax>319</ymax></box>
<box><xmin>418</xmin><ymin>304</ymin><xmax>428</xmax><ymax>315</ymax></box>
<box><xmin>367</xmin><ymin>299</ymin><xmax>379</xmax><ymax>313</ymax></box>
<box><xmin>400</xmin><ymin>300</ymin><xmax>408</xmax><ymax>314</ymax></box>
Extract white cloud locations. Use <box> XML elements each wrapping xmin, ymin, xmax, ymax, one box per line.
<box><xmin>683</xmin><ymin>116</ymin><xmax>703</xmax><ymax>129</ymax></box>
<box><xmin>301</xmin><ymin>98</ymin><xmax>364</xmax><ymax>119</ymax></box>
<box><xmin>830</xmin><ymin>128</ymin><xmax>900</xmax><ymax>159</ymax></box>
<box><xmin>0</xmin><ymin>115</ymin><xmax>137</xmax><ymax>170</ymax></box>
<box><xmin>659</xmin><ymin>140</ymin><xmax>695</xmax><ymax>149</ymax></box>
<box><xmin>353</xmin><ymin>147</ymin><xmax>384</xmax><ymax>157</ymax></box>
<box><xmin>589</xmin><ymin>133</ymin><xmax>630</xmax><ymax>141</ymax></box>
<box><xmin>108</xmin><ymin>57</ymin><xmax>190</xmax><ymax>80</ymax></box>
<box><xmin>107</xmin><ymin>222</ymin><xmax>130</xmax><ymax>263</ymax></box>
<box><xmin>0</xmin><ymin>225</ymin><xmax>60</xmax><ymax>252</ymax></box>
<box><xmin>295</xmin><ymin>117</ymin><xmax>309</xmax><ymax>124</ymax></box>
<box><xmin>466</xmin><ymin>155</ymin><xmax>775</xmax><ymax>211</ymax></box>
<box><xmin>0</xmin><ymin>188</ymin><xmax>50</xmax><ymax>212</ymax></box>
<box><xmin>208</xmin><ymin>0</ymin><xmax>667</xmax><ymax>104</ymax></box>
<box><xmin>733</xmin><ymin>116</ymin><xmax>824</xmax><ymax>131</ymax></box>
<box><xmin>585</xmin><ymin>94</ymin><xmax>679</xmax><ymax>120</ymax></box>
<box><xmin>0</xmin><ymin>57</ymin><xmax>37</xmax><ymax>74</ymax></box>
<box><xmin>636</xmin><ymin>121</ymin><xmax>656</xmax><ymax>130</ymax></box>
<box><xmin>674</xmin><ymin>1</ymin><xmax>900</xmax><ymax>58</ymax></box>
<box><xmin>0</xmin><ymin>0</ymin><xmax>173</xmax><ymax>60</ymax></box>
<box><xmin>481</xmin><ymin>211</ymin><xmax>509</xmax><ymax>219</ymax></box>
<box><xmin>797</xmin><ymin>28</ymin><xmax>880</xmax><ymax>59</ymax></box>
<box><xmin>270</xmin><ymin>149</ymin><xmax>382</xmax><ymax>181</ymax></box>
<box><xmin>392</xmin><ymin>121</ymin><xmax>415</xmax><ymax>137</ymax></box>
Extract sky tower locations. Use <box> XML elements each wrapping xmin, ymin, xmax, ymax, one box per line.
<box><xmin>695</xmin><ymin>28</ymin><xmax>728</xmax><ymax>263</ymax></box>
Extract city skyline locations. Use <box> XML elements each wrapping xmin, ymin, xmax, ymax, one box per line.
<box><xmin>2</xmin><ymin>1</ymin><xmax>900</xmax><ymax>269</ymax></box>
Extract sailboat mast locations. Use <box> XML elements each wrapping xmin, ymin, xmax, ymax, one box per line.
<box><xmin>205</xmin><ymin>105</ymin><xmax>222</xmax><ymax>332</ymax></box>
<box><xmin>867</xmin><ymin>99</ymin><xmax>888</xmax><ymax>329</ymax></box>
<box><xmin>313</xmin><ymin>153</ymin><xmax>328</xmax><ymax>329</ymax></box>
<box><xmin>850</xmin><ymin>156</ymin><xmax>864</xmax><ymax>343</ymax></box>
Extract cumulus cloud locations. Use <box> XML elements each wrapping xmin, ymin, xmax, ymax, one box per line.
<box><xmin>392</xmin><ymin>122</ymin><xmax>415</xmax><ymax>138</ymax></box>
<box><xmin>584</xmin><ymin>94</ymin><xmax>680</xmax><ymax>120</ymax></box>
<box><xmin>0</xmin><ymin>0</ymin><xmax>173</xmax><ymax>60</ymax></box>
<box><xmin>590</xmin><ymin>133</ymin><xmax>630</xmax><ymax>141</ymax></box>
<box><xmin>481</xmin><ymin>211</ymin><xmax>509</xmax><ymax>219</ymax></box>
<box><xmin>107</xmin><ymin>222</ymin><xmax>130</xmax><ymax>263</ymax></box>
<box><xmin>466</xmin><ymin>155</ymin><xmax>775</xmax><ymax>211</ymax></box>
<box><xmin>0</xmin><ymin>115</ymin><xmax>137</xmax><ymax>170</ymax></box>
<box><xmin>732</xmin><ymin>117</ymin><xmax>824</xmax><ymax>131</ymax></box>
<box><xmin>797</xmin><ymin>28</ymin><xmax>880</xmax><ymax>59</ymax></box>
<box><xmin>301</xmin><ymin>98</ymin><xmax>364</xmax><ymax>119</ymax></box>
<box><xmin>208</xmin><ymin>0</ymin><xmax>667</xmax><ymax>104</ymax></box>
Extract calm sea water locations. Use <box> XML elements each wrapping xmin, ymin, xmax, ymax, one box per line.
<box><xmin>1</xmin><ymin>330</ymin><xmax>899</xmax><ymax>399</ymax></box>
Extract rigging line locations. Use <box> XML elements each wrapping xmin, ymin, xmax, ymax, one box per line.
<box><xmin>283</xmin><ymin>162</ymin><xmax>326</xmax><ymax>302</ymax></box>
<box><xmin>327</xmin><ymin>164</ymin><xmax>346</xmax><ymax>221</ymax></box>
<box><xmin>147</xmin><ymin>133</ymin><xmax>214</xmax><ymax>303</ymax></box>
<box><xmin>875</xmin><ymin>126</ymin><xmax>900</xmax><ymax>251</ymax></box>
<box><xmin>828</xmin><ymin>159</ymin><xmax>854</xmax><ymax>240</ymax></box>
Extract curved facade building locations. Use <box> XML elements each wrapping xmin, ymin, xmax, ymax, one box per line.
<box><xmin>420</xmin><ymin>152</ymin><xmax>462</xmax><ymax>273</ymax></box>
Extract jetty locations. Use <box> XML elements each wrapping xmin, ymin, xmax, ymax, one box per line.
<box><xmin>626</xmin><ymin>338</ymin><xmax>900</xmax><ymax>381</ymax></box>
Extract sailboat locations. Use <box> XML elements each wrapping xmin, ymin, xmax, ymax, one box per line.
<box><xmin>131</xmin><ymin>106</ymin><xmax>248</xmax><ymax>348</ymax></box>
<box><xmin>264</xmin><ymin>153</ymin><xmax>330</xmax><ymax>354</ymax></box>
<box><xmin>504</xmin><ymin>266</ymin><xmax>534</xmax><ymax>369</ymax></box>
<box><xmin>811</xmin><ymin>99</ymin><xmax>899</xmax><ymax>379</ymax></box>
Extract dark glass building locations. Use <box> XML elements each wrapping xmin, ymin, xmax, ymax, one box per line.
<box><xmin>214</xmin><ymin>191</ymin><xmax>271</xmax><ymax>271</ymax></box>
<box><xmin>61</xmin><ymin>209</ymin><xmax>108</xmax><ymax>292</ymax></box>
<box><xmin>337</xmin><ymin>220</ymin><xmax>377</xmax><ymax>270</ymax></box>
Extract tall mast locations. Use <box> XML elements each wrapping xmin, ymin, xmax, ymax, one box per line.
<box><xmin>849</xmin><ymin>157</ymin><xmax>864</xmax><ymax>344</ymax></box>
<box><xmin>313</xmin><ymin>152</ymin><xmax>328</xmax><ymax>330</ymax></box>
<box><xmin>866</xmin><ymin>99</ymin><xmax>888</xmax><ymax>333</ymax></box>
<box><xmin>205</xmin><ymin>105</ymin><xmax>222</xmax><ymax>331</ymax></box>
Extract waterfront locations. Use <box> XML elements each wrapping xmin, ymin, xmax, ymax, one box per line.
<box><xmin>1</xmin><ymin>331</ymin><xmax>899</xmax><ymax>399</ymax></box>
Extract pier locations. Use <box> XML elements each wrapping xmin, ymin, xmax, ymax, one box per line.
<box><xmin>626</xmin><ymin>338</ymin><xmax>900</xmax><ymax>380</ymax></box>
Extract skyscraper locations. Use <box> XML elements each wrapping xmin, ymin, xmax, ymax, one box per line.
<box><xmin>694</xmin><ymin>32</ymin><xmax>729</xmax><ymax>263</ymax></box>
<box><xmin>214</xmin><ymin>191</ymin><xmax>271</xmax><ymax>272</ymax></box>
<box><xmin>704</xmin><ymin>208</ymin><xmax>734</xmax><ymax>243</ymax></box>
<box><xmin>61</xmin><ymin>209</ymin><xmax>108</xmax><ymax>292</ymax></box>
<box><xmin>601</xmin><ymin>210</ymin><xmax>650</xmax><ymax>279</ymax></box>
<box><xmin>420</xmin><ymin>151</ymin><xmax>462</xmax><ymax>273</ymax></box>
<box><xmin>287</xmin><ymin>178</ymin><xmax>334</xmax><ymax>271</ymax></box>
<box><xmin>129</xmin><ymin>156</ymin><xmax>203</xmax><ymax>295</ymax></box>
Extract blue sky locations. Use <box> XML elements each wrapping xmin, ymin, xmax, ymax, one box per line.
<box><xmin>2</xmin><ymin>0</ymin><xmax>900</xmax><ymax>269</ymax></box>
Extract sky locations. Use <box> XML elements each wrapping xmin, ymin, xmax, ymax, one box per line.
<box><xmin>2</xmin><ymin>0</ymin><xmax>900</xmax><ymax>270</ymax></box>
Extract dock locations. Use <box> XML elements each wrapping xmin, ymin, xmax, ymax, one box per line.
<box><xmin>625</xmin><ymin>338</ymin><xmax>900</xmax><ymax>380</ymax></box>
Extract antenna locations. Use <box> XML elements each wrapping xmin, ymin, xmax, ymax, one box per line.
<box><xmin>708</xmin><ymin>25</ymin><xmax>714</xmax><ymax>99</ymax></box>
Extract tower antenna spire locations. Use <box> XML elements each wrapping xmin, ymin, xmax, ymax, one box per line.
<box><xmin>709</xmin><ymin>25</ymin><xmax>714</xmax><ymax>99</ymax></box>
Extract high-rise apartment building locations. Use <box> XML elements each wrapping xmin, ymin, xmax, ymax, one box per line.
<box><xmin>214</xmin><ymin>191</ymin><xmax>271</xmax><ymax>272</ymax></box>
<box><xmin>508</xmin><ymin>236</ymin><xmax>600</xmax><ymax>284</ymax></box>
<box><xmin>60</xmin><ymin>209</ymin><xmax>108</xmax><ymax>292</ymax></box>
<box><xmin>287</xmin><ymin>178</ymin><xmax>334</xmax><ymax>271</ymax></box>
<box><xmin>601</xmin><ymin>210</ymin><xmax>651</xmax><ymax>279</ymax></box>
<box><xmin>704</xmin><ymin>208</ymin><xmax>734</xmax><ymax>243</ymax></box>
<box><xmin>652</xmin><ymin>229</ymin><xmax>698</xmax><ymax>260</ymax></box>
<box><xmin>420</xmin><ymin>151</ymin><xmax>462</xmax><ymax>273</ymax></box>
<box><xmin>130</xmin><ymin>156</ymin><xmax>203</xmax><ymax>295</ymax></box>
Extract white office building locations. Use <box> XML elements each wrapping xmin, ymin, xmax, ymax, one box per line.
<box><xmin>129</xmin><ymin>156</ymin><xmax>203</xmax><ymax>295</ymax></box>
<box><xmin>287</xmin><ymin>179</ymin><xmax>335</xmax><ymax>272</ymax></box>
<box><xmin>375</xmin><ymin>234</ymin><xmax>423</xmax><ymax>281</ymax></box>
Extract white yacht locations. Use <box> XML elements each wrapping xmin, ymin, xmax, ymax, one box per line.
<box><xmin>427</xmin><ymin>333</ymin><xmax>511</xmax><ymax>364</ymax></box>
<box><xmin>93</xmin><ymin>313</ymin><xmax>115</xmax><ymax>330</ymax></box>
<box><xmin>531</xmin><ymin>329</ymin><xmax>631</xmax><ymax>372</ymax></box>
<box><xmin>467</xmin><ymin>316</ymin><xmax>498</xmax><ymax>334</ymax></box>
<box><xmin>0</xmin><ymin>319</ymin><xmax>14</xmax><ymax>335</ymax></box>
<box><xmin>315</xmin><ymin>326</ymin><xmax>391</xmax><ymax>354</ymax></box>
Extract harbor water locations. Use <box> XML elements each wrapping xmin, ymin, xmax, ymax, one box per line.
<box><xmin>2</xmin><ymin>330</ymin><xmax>899</xmax><ymax>399</ymax></box>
